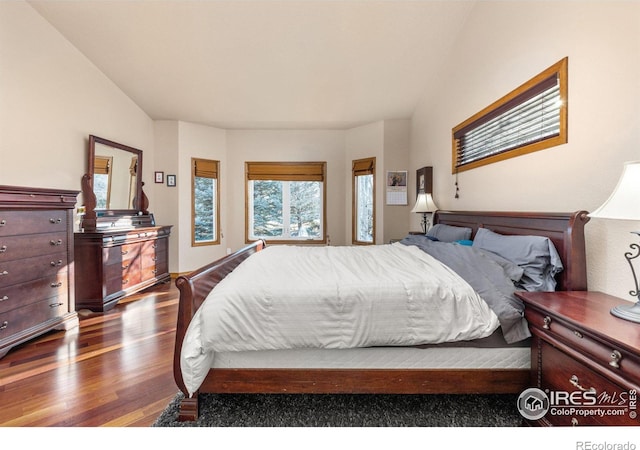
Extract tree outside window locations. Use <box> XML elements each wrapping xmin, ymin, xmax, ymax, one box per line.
<box><xmin>246</xmin><ymin>162</ymin><xmax>326</xmax><ymax>244</ymax></box>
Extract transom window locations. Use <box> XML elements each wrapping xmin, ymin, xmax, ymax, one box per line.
<box><xmin>246</xmin><ymin>161</ymin><xmax>326</xmax><ymax>244</ymax></box>
<box><xmin>452</xmin><ymin>57</ymin><xmax>568</xmax><ymax>173</ymax></box>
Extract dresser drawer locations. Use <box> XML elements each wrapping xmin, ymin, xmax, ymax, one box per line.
<box><xmin>540</xmin><ymin>342</ymin><xmax>639</xmax><ymax>426</ymax></box>
<box><xmin>103</xmin><ymin>242</ymin><xmax>141</xmax><ymax>267</ymax></box>
<box><xmin>0</xmin><ymin>271</ymin><xmax>69</xmax><ymax>314</ymax></box>
<box><xmin>141</xmin><ymin>239</ymin><xmax>167</xmax><ymax>269</ymax></box>
<box><xmin>105</xmin><ymin>265</ymin><xmax>142</xmax><ymax>296</ymax></box>
<box><xmin>0</xmin><ymin>296</ymin><xmax>69</xmax><ymax>342</ymax></box>
<box><xmin>0</xmin><ymin>232</ymin><xmax>69</xmax><ymax>261</ymax></box>
<box><xmin>526</xmin><ymin>306</ymin><xmax>640</xmax><ymax>387</ymax></box>
<box><xmin>0</xmin><ymin>210</ymin><xmax>68</xmax><ymax>237</ymax></box>
<box><xmin>0</xmin><ymin>252</ymin><xmax>67</xmax><ymax>288</ymax></box>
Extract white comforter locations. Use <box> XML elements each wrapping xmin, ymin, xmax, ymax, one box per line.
<box><xmin>180</xmin><ymin>243</ymin><xmax>500</xmax><ymax>396</ymax></box>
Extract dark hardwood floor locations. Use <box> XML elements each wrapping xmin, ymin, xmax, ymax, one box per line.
<box><xmin>0</xmin><ymin>281</ymin><xmax>179</xmax><ymax>427</ymax></box>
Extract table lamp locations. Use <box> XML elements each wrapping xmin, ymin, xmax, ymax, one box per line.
<box><xmin>411</xmin><ymin>192</ymin><xmax>438</xmax><ymax>235</ymax></box>
<box><xmin>589</xmin><ymin>160</ymin><xmax>640</xmax><ymax>323</ymax></box>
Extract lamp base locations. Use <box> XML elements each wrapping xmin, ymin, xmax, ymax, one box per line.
<box><xmin>610</xmin><ymin>301</ymin><xmax>640</xmax><ymax>324</ymax></box>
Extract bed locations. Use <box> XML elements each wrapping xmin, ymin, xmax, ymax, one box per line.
<box><xmin>173</xmin><ymin>210</ymin><xmax>590</xmax><ymax>421</ymax></box>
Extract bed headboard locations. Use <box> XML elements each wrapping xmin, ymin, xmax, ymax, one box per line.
<box><xmin>433</xmin><ymin>210</ymin><xmax>590</xmax><ymax>291</ymax></box>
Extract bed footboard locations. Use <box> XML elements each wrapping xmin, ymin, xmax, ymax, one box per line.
<box><xmin>172</xmin><ymin>240</ymin><xmax>265</xmax><ymax>419</ymax></box>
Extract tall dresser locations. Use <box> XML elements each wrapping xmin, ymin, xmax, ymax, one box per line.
<box><xmin>0</xmin><ymin>185</ymin><xmax>79</xmax><ymax>359</ymax></box>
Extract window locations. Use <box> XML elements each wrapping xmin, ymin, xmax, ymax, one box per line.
<box><xmin>352</xmin><ymin>157</ymin><xmax>375</xmax><ymax>244</ymax></box>
<box><xmin>192</xmin><ymin>158</ymin><xmax>220</xmax><ymax>246</ymax></box>
<box><xmin>452</xmin><ymin>57</ymin><xmax>568</xmax><ymax>173</ymax></box>
<box><xmin>93</xmin><ymin>155</ymin><xmax>112</xmax><ymax>209</ymax></box>
<box><xmin>246</xmin><ymin>161</ymin><xmax>326</xmax><ymax>244</ymax></box>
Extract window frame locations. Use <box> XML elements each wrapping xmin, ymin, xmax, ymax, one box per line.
<box><xmin>452</xmin><ymin>57</ymin><xmax>568</xmax><ymax>173</ymax></box>
<box><xmin>191</xmin><ymin>157</ymin><xmax>220</xmax><ymax>247</ymax></box>
<box><xmin>245</xmin><ymin>161</ymin><xmax>327</xmax><ymax>245</ymax></box>
<box><xmin>352</xmin><ymin>157</ymin><xmax>376</xmax><ymax>245</ymax></box>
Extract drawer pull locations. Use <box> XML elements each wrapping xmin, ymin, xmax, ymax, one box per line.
<box><xmin>152</xmin><ymin>269</ymin><xmax>158</xmax><ymax>274</ymax></box>
<box><xmin>609</xmin><ymin>350</ymin><xmax>622</xmax><ymax>369</ymax></box>
<box><xmin>123</xmin><ymin>279</ymin><xmax>129</xmax><ymax>285</ymax></box>
<box><xmin>49</xmin><ymin>218</ymin><xmax>62</xmax><ymax>224</ymax></box>
<box><xmin>50</xmin><ymin>282</ymin><xmax>62</xmax><ymax>288</ymax></box>
<box><xmin>49</xmin><ymin>302</ymin><xmax>63</xmax><ymax>308</ymax></box>
<box><xmin>569</xmin><ymin>375</ymin><xmax>596</xmax><ymax>393</ymax></box>
<box><xmin>122</xmin><ymin>264</ymin><xmax>130</xmax><ymax>270</ymax></box>
<box><xmin>571</xmin><ymin>418</ymin><xmax>578</xmax><ymax>426</ymax></box>
<box><xmin>543</xmin><ymin>316</ymin><xmax>551</xmax><ymax>329</ymax></box>
<box><xmin>0</xmin><ymin>246</ymin><xmax>6</xmax><ymax>253</ymax></box>
<box><xmin>0</xmin><ymin>321</ymin><xmax>7</xmax><ymax>330</ymax></box>
<box><xmin>50</xmin><ymin>239</ymin><xmax>62</xmax><ymax>246</ymax></box>
<box><xmin>121</xmin><ymin>250</ymin><xmax>129</xmax><ymax>255</ymax></box>
<box><xmin>0</xmin><ymin>220</ymin><xmax>5</xmax><ymax>227</ymax></box>
<box><xmin>0</xmin><ymin>296</ymin><xmax>7</xmax><ymax>302</ymax></box>
<box><xmin>574</xmin><ymin>330</ymin><xmax>583</xmax><ymax>338</ymax></box>
<box><xmin>50</xmin><ymin>260</ymin><xmax>63</xmax><ymax>267</ymax></box>
<box><xmin>0</xmin><ymin>270</ymin><xmax>7</xmax><ymax>276</ymax></box>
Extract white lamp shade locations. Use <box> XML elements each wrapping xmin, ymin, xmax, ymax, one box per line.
<box><xmin>589</xmin><ymin>161</ymin><xmax>640</xmax><ymax>221</ymax></box>
<box><xmin>411</xmin><ymin>193</ymin><xmax>438</xmax><ymax>213</ymax></box>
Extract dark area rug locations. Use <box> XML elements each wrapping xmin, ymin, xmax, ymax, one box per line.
<box><xmin>153</xmin><ymin>392</ymin><xmax>523</xmax><ymax>427</ymax></box>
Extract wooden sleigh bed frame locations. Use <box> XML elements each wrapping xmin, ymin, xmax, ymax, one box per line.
<box><xmin>173</xmin><ymin>210</ymin><xmax>590</xmax><ymax>421</ymax></box>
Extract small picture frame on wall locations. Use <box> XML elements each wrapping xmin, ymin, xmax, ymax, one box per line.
<box><xmin>416</xmin><ymin>166</ymin><xmax>433</xmax><ymax>197</ymax></box>
<box><xmin>166</xmin><ymin>174</ymin><xmax>176</xmax><ymax>187</ymax></box>
<box><xmin>154</xmin><ymin>171</ymin><xmax>164</xmax><ymax>184</ymax></box>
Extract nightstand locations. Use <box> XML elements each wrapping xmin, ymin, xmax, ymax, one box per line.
<box><xmin>516</xmin><ymin>291</ymin><xmax>640</xmax><ymax>426</ymax></box>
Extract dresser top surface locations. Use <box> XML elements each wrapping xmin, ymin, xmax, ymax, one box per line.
<box><xmin>518</xmin><ymin>291</ymin><xmax>640</xmax><ymax>353</ymax></box>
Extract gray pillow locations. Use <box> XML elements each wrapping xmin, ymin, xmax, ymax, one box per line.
<box><xmin>472</xmin><ymin>227</ymin><xmax>563</xmax><ymax>292</ymax></box>
<box><xmin>426</xmin><ymin>224</ymin><xmax>472</xmax><ymax>242</ymax></box>
<box><xmin>475</xmin><ymin>248</ymin><xmax>525</xmax><ymax>283</ymax></box>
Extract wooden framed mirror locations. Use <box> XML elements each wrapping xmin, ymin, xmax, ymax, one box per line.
<box><xmin>80</xmin><ymin>135</ymin><xmax>149</xmax><ymax>231</ymax></box>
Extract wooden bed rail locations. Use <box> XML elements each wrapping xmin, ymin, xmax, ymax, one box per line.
<box><xmin>172</xmin><ymin>240</ymin><xmax>265</xmax><ymax>397</ymax></box>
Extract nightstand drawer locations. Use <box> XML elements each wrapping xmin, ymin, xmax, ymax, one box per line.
<box><xmin>526</xmin><ymin>305</ymin><xmax>640</xmax><ymax>387</ymax></box>
<box><xmin>540</xmin><ymin>342</ymin><xmax>639</xmax><ymax>426</ymax></box>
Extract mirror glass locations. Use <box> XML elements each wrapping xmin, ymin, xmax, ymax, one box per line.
<box><xmin>89</xmin><ymin>136</ymin><xmax>142</xmax><ymax>212</ymax></box>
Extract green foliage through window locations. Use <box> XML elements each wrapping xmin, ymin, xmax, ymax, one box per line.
<box><xmin>192</xmin><ymin>158</ymin><xmax>220</xmax><ymax>246</ymax></box>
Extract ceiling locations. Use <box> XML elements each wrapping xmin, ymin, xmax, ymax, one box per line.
<box><xmin>28</xmin><ymin>0</ymin><xmax>475</xmax><ymax>130</ymax></box>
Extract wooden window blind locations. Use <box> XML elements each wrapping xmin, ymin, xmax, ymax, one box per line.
<box><xmin>193</xmin><ymin>158</ymin><xmax>218</xmax><ymax>178</ymax></box>
<box><xmin>246</xmin><ymin>161</ymin><xmax>325</xmax><ymax>181</ymax></box>
<box><xmin>452</xmin><ymin>57</ymin><xmax>568</xmax><ymax>173</ymax></box>
<box><xmin>94</xmin><ymin>156</ymin><xmax>111</xmax><ymax>175</ymax></box>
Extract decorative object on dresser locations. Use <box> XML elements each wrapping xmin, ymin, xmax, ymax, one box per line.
<box><xmin>75</xmin><ymin>135</ymin><xmax>172</xmax><ymax>312</ymax></box>
<box><xmin>517</xmin><ymin>290</ymin><xmax>640</xmax><ymax>426</ymax></box>
<box><xmin>588</xmin><ymin>160</ymin><xmax>640</xmax><ymax>323</ymax></box>
<box><xmin>0</xmin><ymin>185</ymin><xmax>80</xmax><ymax>359</ymax></box>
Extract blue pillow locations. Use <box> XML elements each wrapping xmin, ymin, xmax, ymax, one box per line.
<box><xmin>455</xmin><ymin>239</ymin><xmax>473</xmax><ymax>246</ymax></box>
<box><xmin>426</xmin><ymin>224</ymin><xmax>472</xmax><ymax>243</ymax></box>
<box><xmin>472</xmin><ymin>228</ymin><xmax>563</xmax><ymax>291</ymax></box>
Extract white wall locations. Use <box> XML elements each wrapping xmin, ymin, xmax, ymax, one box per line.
<box><xmin>0</xmin><ymin>1</ymin><xmax>155</xmax><ymax>212</ymax></box>
<box><xmin>383</xmin><ymin>119</ymin><xmax>411</xmax><ymax>243</ymax></box>
<box><xmin>410</xmin><ymin>1</ymin><xmax>640</xmax><ymax>301</ymax></box>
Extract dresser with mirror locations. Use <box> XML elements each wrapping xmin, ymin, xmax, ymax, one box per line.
<box><xmin>74</xmin><ymin>135</ymin><xmax>172</xmax><ymax>312</ymax></box>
